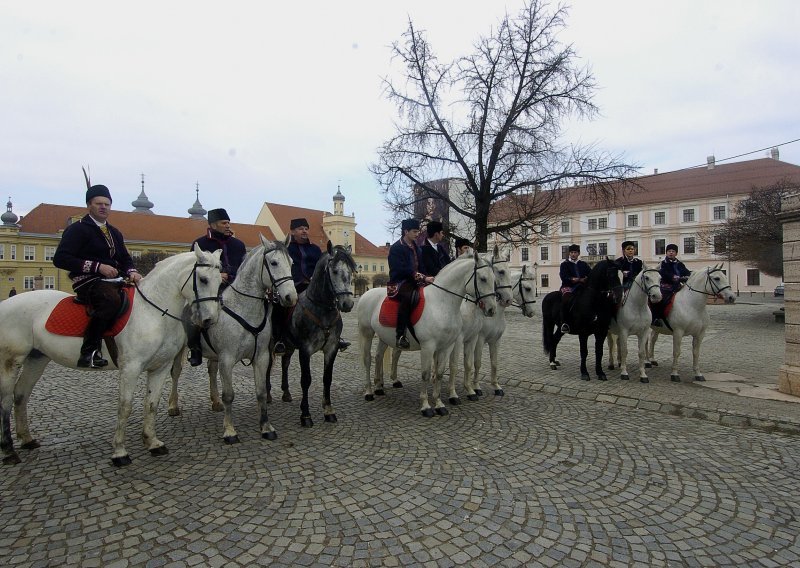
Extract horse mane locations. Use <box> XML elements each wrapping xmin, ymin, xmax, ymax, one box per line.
<box><xmin>331</xmin><ymin>245</ymin><xmax>358</xmax><ymax>273</ymax></box>
<box><xmin>146</xmin><ymin>251</ymin><xmax>193</xmax><ymax>279</ymax></box>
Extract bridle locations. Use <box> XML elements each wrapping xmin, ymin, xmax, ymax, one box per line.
<box><xmin>226</xmin><ymin>246</ymin><xmax>294</xmax><ymax>302</ymax></box>
<box><xmin>511</xmin><ymin>272</ymin><xmax>537</xmax><ymax>309</ymax></box>
<box><xmin>429</xmin><ymin>258</ymin><xmax>495</xmax><ymax>306</ymax></box>
<box><xmin>621</xmin><ymin>268</ymin><xmax>661</xmax><ymax>306</ymax></box>
<box><xmin>490</xmin><ymin>257</ymin><xmax>513</xmax><ymax>303</ymax></box>
<box><xmin>307</xmin><ymin>251</ymin><xmax>354</xmax><ymax>310</ymax></box>
<box><xmin>685</xmin><ymin>267</ymin><xmax>732</xmax><ymax>297</ymax></box>
<box><xmin>134</xmin><ymin>260</ymin><xmax>220</xmax><ymax>321</ymax></box>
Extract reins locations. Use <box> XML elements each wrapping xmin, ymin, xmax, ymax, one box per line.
<box><xmin>134</xmin><ymin>261</ymin><xmax>219</xmax><ymax>321</ymax></box>
<box><xmin>621</xmin><ymin>268</ymin><xmax>661</xmax><ymax>307</ymax></box>
<box><xmin>684</xmin><ymin>268</ymin><xmax>732</xmax><ymax>297</ymax></box>
<box><xmin>511</xmin><ymin>273</ymin><xmax>537</xmax><ymax>308</ymax></box>
<box><xmin>428</xmin><ymin>259</ymin><xmax>494</xmax><ymax>305</ymax></box>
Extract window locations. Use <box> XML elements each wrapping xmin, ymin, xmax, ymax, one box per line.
<box><xmin>24</xmin><ymin>245</ymin><xmax>35</xmax><ymax>261</ymax></box>
<box><xmin>598</xmin><ymin>218</ymin><xmax>608</xmax><ymax>230</ymax></box>
<box><xmin>746</xmin><ymin>269</ymin><xmax>760</xmax><ymax>286</ymax></box>
<box><xmin>586</xmin><ymin>243</ymin><xmax>597</xmax><ymax>256</ymax></box>
<box><xmin>541</xmin><ymin>274</ymin><xmax>549</xmax><ymax>288</ymax></box>
<box><xmin>598</xmin><ymin>242</ymin><xmax>608</xmax><ymax>256</ymax></box>
<box><xmin>539</xmin><ymin>246</ymin><xmax>548</xmax><ymax>261</ymax></box>
<box><xmin>561</xmin><ymin>220</ymin><xmax>570</xmax><ymax>233</ymax></box>
<box><xmin>372</xmin><ymin>264</ymin><xmax>377</xmax><ymax>272</ymax></box>
<box><xmin>380</xmin><ymin>265</ymin><xmax>385</xmax><ymax>272</ymax></box>
<box><xmin>682</xmin><ymin>208</ymin><xmax>695</xmax><ymax>222</ymax></box>
<box><xmin>713</xmin><ymin>205</ymin><xmax>726</xmax><ymax>220</ymax></box>
<box><xmin>539</xmin><ymin>223</ymin><xmax>548</xmax><ymax>235</ymax></box>
<box><xmin>0</xmin><ymin>244</ymin><xmax>4</xmax><ymax>260</ymax></box>
<box><xmin>654</xmin><ymin>211</ymin><xmax>666</xmax><ymax>225</ymax></box>
<box><xmin>627</xmin><ymin>214</ymin><xmax>639</xmax><ymax>228</ymax></box>
<box><xmin>44</xmin><ymin>276</ymin><xmax>55</xmax><ymax>290</ymax></box>
<box><xmin>24</xmin><ymin>276</ymin><xmax>35</xmax><ymax>290</ymax></box>
<box><xmin>130</xmin><ymin>250</ymin><xmax>142</xmax><ymax>259</ymax></box>
<box><xmin>683</xmin><ymin>237</ymin><xmax>696</xmax><ymax>254</ymax></box>
<box><xmin>713</xmin><ymin>235</ymin><xmax>727</xmax><ymax>254</ymax></box>
<box><xmin>44</xmin><ymin>246</ymin><xmax>56</xmax><ymax>261</ymax></box>
<box><xmin>655</xmin><ymin>239</ymin><xmax>666</xmax><ymax>256</ymax></box>
<box><xmin>10</xmin><ymin>245</ymin><xmax>16</xmax><ymax>260</ymax></box>
<box><xmin>588</xmin><ymin>219</ymin><xmax>597</xmax><ymax>231</ymax></box>
<box><xmin>561</xmin><ymin>245</ymin><xmax>569</xmax><ymax>260</ymax></box>
<box><xmin>521</xmin><ymin>247</ymin><xmax>529</xmax><ymax>262</ymax></box>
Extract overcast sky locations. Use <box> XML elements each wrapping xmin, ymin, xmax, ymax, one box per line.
<box><xmin>2</xmin><ymin>0</ymin><xmax>798</xmax><ymax>245</ymax></box>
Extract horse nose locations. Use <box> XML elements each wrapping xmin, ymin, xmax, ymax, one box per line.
<box><xmin>284</xmin><ymin>292</ymin><xmax>298</xmax><ymax>307</ymax></box>
<box><xmin>201</xmin><ymin>317</ymin><xmax>214</xmax><ymax>329</ymax></box>
<box><xmin>340</xmin><ymin>298</ymin><xmax>354</xmax><ymax>313</ymax></box>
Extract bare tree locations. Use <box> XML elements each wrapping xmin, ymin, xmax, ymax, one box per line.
<box><xmin>698</xmin><ymin>179</ymin><xmax>797</xmax><ymax>277</ymax></box>
<box><xmin>372</xmin><ymin>0</ymin><xmax>637</xmax><ymax>251</ymax></box>
<box><xmin>135</xmin><ymin>251</ymin><xmax>173</xmax><ymax>276</ymax></box>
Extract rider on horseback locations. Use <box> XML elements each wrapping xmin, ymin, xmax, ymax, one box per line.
<box><xmin>419</xmin><ymin>220</ymin><xmax>451</xmax><ymax>277</ymax></box>
<box><xmin>52</xmin><ymin>173</ymin><xmax>142</xmax><ymax>368</ymax></box>
<box><xmin>652</xmin><ymin>243</ymin><xmax>691</xmax><ymax>326</ymax></box>
<box><xmin>558</xmin><ymin>244</ymin><xmax>591</xmax><ymax>334</ymax></box>
<box><xmin>388</xmin><ymin>219</ymin><xmax>434</xmax><ymax>349</ymax></box>
<box><xmin>184</xmin><ymin>208</ymin><xmax>247</xmax><ymax>366</ymax></box>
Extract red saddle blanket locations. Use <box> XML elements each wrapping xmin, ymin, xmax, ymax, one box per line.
<box><xmin>649</xmin><ymin>294</ymin><xmax>676</xmax><ymax>319</ymax></box>
<box><xmin>45</xmin><ymin>287</ymin><xmax>135</xmax><ymax>337</ymax></box>
<box><xmin>378</xmin><ymin>288</ymin><xmax>426</xmax><ymax>328</ymax></box>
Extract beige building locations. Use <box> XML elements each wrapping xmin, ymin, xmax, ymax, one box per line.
<box><xmin>254</xmin><ymin>188</ymin><xmax>389</xmax><ymax>294</ymax></box>
<box><xmin>489</xmin><ymin>154</ymin><xmax>800</xmax><ymax>296</ymax></box>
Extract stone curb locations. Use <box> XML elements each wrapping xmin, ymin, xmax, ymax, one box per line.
<box><xmin>528</xmin><ymin>381</ymin><xmax>800</xmax><ymax>436</ymax></box>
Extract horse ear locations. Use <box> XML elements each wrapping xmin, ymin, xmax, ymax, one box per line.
<box><xmin>327</xmin><ymin>240</ymin><xmax>333</xmax><ymax>255</ymax></box>
<box><xmin>522</xmin><ymin>264</ymin><xmax>528</xmax><ymax>275</ymax></box>
<box><xmin>473</xmin><ymin>249</ymin><xmax>480</xmax><ymax>263</ymax></box>
<box><xmin>493</xmin><ymin>244</ymin><xmax>499</xmax><ymax>258</ymax></box>
<box><xmin>259</xmin><ymin>233</ymin><xmax>268</xmax><ymax>247</ymax></box>
<box><xmin>284</xmin><ymin>233</ymin><xmax>291</xmax><ymax>247</ymax></box>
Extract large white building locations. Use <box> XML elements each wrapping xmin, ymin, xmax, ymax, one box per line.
<box><xmin>489</xmin><ymin>153</ymin><xmax>799</xmax><ymax>296</ymax></box>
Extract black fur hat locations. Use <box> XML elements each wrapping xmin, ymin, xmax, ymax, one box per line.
<box><xmin>208</xmin><ymin>209</ymin><xmax>230</xmax><ymax>223</ymax></box>
<box><xmin>568</xmin><ymin>244</ymin><xmax>580</xmax><ymax>252</ymax></box>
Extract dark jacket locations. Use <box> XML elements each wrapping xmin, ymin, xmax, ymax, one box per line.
<box><xmin>615</xmin><ymin>255</ymin><xmax>643</xmax><ymax>286</ymax></box>
<box><xmin>419</xmin><ymin>240</ymin><xmax>450</xmax><ymax>277</ymax></box>
<box><xmin>388</xmin><ymin>238</ymin><xmax>423</xmax><ymax>284</ymax></box>
<box><xmin>53</xmin><ymin>215</ymin><xmax>137</xmax><ymax>290</ymax></box>
<box><xmin>192</xmin><ymin>229</ymin><xmax>247</xmax><ymax>282</ymax></box>
<box><xmin>288</xmin><ymin>240</ymin><xmax>323</xmax><ymax>288</ymax></box>
<box><xmin>659</xmin><ymin>258</ymin><xmax>691</xmax><ymax>293</ymax></box>
<box><xmin>559</xmin><ymin>258</ymin><xmax>591</xmax><ymax>290</ymax></box>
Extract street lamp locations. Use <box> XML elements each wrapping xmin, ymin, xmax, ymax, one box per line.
<box><xmin>533</xmin><ymin>262</ymin><xmax>539</xmax><ymax>297</ymax></box>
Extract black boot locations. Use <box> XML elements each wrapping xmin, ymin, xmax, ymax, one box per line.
<box><xmin>77</xmin><ymin>349</ymin><xmax>108</xmax><ymax>369</ymax></box>
<box><xmin>185</xmin><ymin>323</ymin><xmax>203</xmax><ymax>367</ymax></box>
<box><xmin>273</xmin><ymin>340</ymin><xmax>286</xmax><ymax>355</ymax></box>
<box><xmin>337</xmin><ymin>337</ymin><xmax>351</xmax><ymax>351</ymax></box>
<box><xmin>396</xmin><ymin>335</ymin><xmax>410</xmax><ymax>349</ymax></box>
<box><xmin>188</xmin><ymin>348</ymin><xmax>203</xmax><ymax>367</ymax></box>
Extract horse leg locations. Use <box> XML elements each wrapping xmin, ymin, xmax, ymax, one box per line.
<box><xmin>607</xmin><ymin>333</ymin><xmax>617</xmax><ymax>370</ymax></box>
<box><xmin>373</xmin><ymin>342</ymin><xmax>387</xmax><ymax>396</ymax></box>
<box><xmin>13</xmin><ymin>355</ymin><xmax>50</xmax><ymax>449</ymax></box>
<box><xmin>472</xmin><ymin>338</ymin><xmax>485</xmax><ymax>397</ymax></box>
<box><xmin>322</xmin><ymin>345</ymin><xmax>338</xmax><ymax>423</ymax></box>
<box><xmin>430</xmin><ymin>349</ymin><xmax>448</xmax><ymax>416</ymax></box>
<box><xmin>594</xmin><ymin>333</ymin><xmax>608</xmax><ymax>381</ymax></box>
<box><xmin>636</xmin><ymin>329</ymin><xmax>649</xmax><ymax>383</ymax></box>
<box><xmin>298</xmin><ymin>349</ymin><xmax>314</xmax><ymax>428</ymax></box>
<box><xmin>390</xmin><ymin>346</ymin><xmax>403</xmax><ymax>389</ymax></box>
<box><xmin>141</xmin><ymin>364</ymin><xmax>173</xmax><ymax>458</ymax></box>
<box><xmin>419</xmin><ymin>348</ymin><xmax>434</xmax><ymax>418</ymax></box>
<box><xmin>647</xmin><ymin>330</ymin><xmax>659</xmax><ymax>367</ymax></box>
<box><xmin>464</xmin><ymin>336</ymin><xmax>479</xmax><ymax>401</ymax></box>
<box><xmin>488</xmin><ymin>340</ymin><xmax>503</xmax><ymax>396</ymax></box>
<box><xmin>446</xmin><ymin>340</ymin><xmax>460</xmax><ymax>405</ymax></box>
<box><xmin>265</xmin><ymin>353</ymin><xmax>274</xmax><ymax>403</ymax></box>
<box><xmin>281</xmin><ymin>351</ymin><xmax>293</xmax><ymax>402</ymax></box>
<box><xmin>0</xmin><ymin>355</ymin><xmax>24</xmax><ymax>464</ymax></box>
<box><xmin>360</xmin><ymin>327</ymin><xmax>375</xmax><ymax>401</ymax></box>
<box><xmin>692</xmin><ymin>332</ymin><xmax>706</xmax><ymax>381</ymax></box>
<box><xmin>670</xmin><ymin>331</ymin><xmax>684</xmax><ymax>382</ymax></box>
<box><xmin>168</xmin><ymin>350</ymin><xmax>183</xmax><ymax>417</ymax></box>
<box><xmin>618</xmin><ymin>330</ymin><xmax>630</xmax><ymax>381</ymax></box>
<box><xmin>111</xmin><ymin>365</ymin><xmax>142</xmax><ymax>466</ymax></box>
<box><xmin>208</xmin><ymin>359</ymin><xmax>224</xmax><ymax>412</ymax></box>
<box><xmin>218</xmin><ymin>357</ymin><xmax>240</xmax><ymax>444</ymax></box>
<box><xmin>253</xmin><ymin>349</ymin><xmax>277</xmax><ymax>441</ymax></box>
<box><xmin>579</xmin><ymin>335</ymin><xmax>590</xmax><ymax>381</ymax></box>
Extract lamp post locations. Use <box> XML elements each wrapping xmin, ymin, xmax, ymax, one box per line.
<box><xmin>533</xmin><ymin>262</ymin><xmax>539</xmax><ymax>297</ymax></box>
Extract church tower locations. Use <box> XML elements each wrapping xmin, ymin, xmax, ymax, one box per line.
<box><xmin>322</xmin><ymin>184</ymin><xmax>357</xmax><ymax>253</ymax></box>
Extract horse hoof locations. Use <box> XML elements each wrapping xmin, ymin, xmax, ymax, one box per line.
<box><xmin>597</xmin><ymin>375</ymin><xmax>607</xmax><ymax>381</ymax></box>
<box><xmin>168</xmin><ymin>408</ymin><xmax>181</xmax><ymax>417</ymax></box>
<box><xmin>324</xmin><ymin>414</ymin><xmax>338</xmax><ymax>423</ymax></box>
<box><xmin>3</xmin><ymin>452</ymin><xmax>21</xmax><ymax>465</ymax></box>
<box><xmin>393</xmin><ymin>381</ymin><xmax>403</xmax><ymax>389</ymax></box>
<box><xmin>435</xmin><ymin>407</ymin><xmax>449</xmax><ymax>416</ymax></box>
<box><xmin>266</xmin><ymin>394</ymin><xmax>273</xmax><ymax>404</ymax></box>
<box><xmin>651</xmin><ymin>361</ymin><xmax>659</xmax><ymax>367</ymax></box>
<box><xmin>640</xmin><ymin>377</ymin><xmax>649</xmax><ymax>384</ymax></box>
<box><xmin>262</xmin><ymin>431</ymin><xmax>278</xmax><ymax>441</ymax></box>
<box><xmin>211</xmin><ymin>402</ymin><xmax>224</xmax><ymax>412</ymax></box>
<box><xmin>301</xmin><ymin>417</ymin><xmax>314</xmax><ymax>428</ymax></box>
<box><xmin>111</xmin><ymin>455</ymin><xmax>132</xmax><ymax>467</ymax></box>
<box><xmin>421</xmin><ymin>408</ymin><xmax>435</xmax><ymax>418</ymax></box>
<box><xmin>474</xmin><ymin>389</ymin><xmax>483</xmax><ymax>397</ymax></box>
<box><xmin>375</xmin><ymin>388</ymin><xmax>385</xmax><ymax>396</ymax></box>
<box><xmin>550</xmin><ymin>363</ymin><xmax>558</xmax><ymax>370</ymax></box>
<box><xmin>449</xmin><ymin>397</ymin><xmax>461</xmax><ymax>406</ymax></box>
<box><xmin>149</xmin><ymin>445</ymin><xmax>169</xmax><ymax>457</ymax></box>
<box><xmin>670</xmin><ymin>375</ymin><xmax>681</xmax><ymax>383</ymax></box>
<box><xmin>282</xmin><ymin>393</ymin><xmax>292</xmax><ymax>403</ymax></box>
<box><xmin>580</xmin><ymin>375</ymin><xmax>590</xmax><ymax>381</ymax></box>
<box><xmin>21</xmin><ymin>440</ymin><xmax>41</xmax><ymax>450</ymax></box>
<box><xmin>620</xmin><ymin>374</ymin><xmax>629</xmax><ymax>381</ymax></box>
<box><xmin>494</xmin><ymin>389</ymin><xmax>504</xmax><ymax>397</ymax></box>
<box><xmin>467</xmin><ymin>394</ymin><xmax>479</xmax><ymax>402</ymax></box>
<box><xmin>644</xmin><ymin>362</ymin><xmax>652</xmax><ymax>369</ymax></box>
<box><xmin>694</xmin><ymin>375</ymin><xmax>706</xmax><ymax>382</ymax></box>
<box><xmin>608</xmin><ymin>364</ymin><xmax>616</xmax><ymax>370</ymax></box>
<box><xmin>223</xmin><ymin>435</ymin><xmax>240</xmax><ymax>445</ymax></box>
<box><xmin>364</xmin><ymin>394</ymin><xmax>375</xmax><ymax>402</ymax></box>
<box><xmin>555</xmin><ymin>360</ymin><xmax>561</xmax><ymax>367</ymax></box>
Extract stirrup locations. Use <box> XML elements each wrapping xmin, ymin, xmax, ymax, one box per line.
<box><xmin>337</xmin><ymin>338</ymin><xmax>351</xmax><ymax>351</ymax></box>
<box><xmin>273</xmin><ymin>341</ymin><xmax>286</xmax><ymax>355</ymax></box>
<box><xmin>560</xmin><ymin>323</ymin><xmax>570</xmax><ymax>334</ymax></box>
<box><xmin>78</xmin><ymin>349</ymin><xmax>108</xmax><ymax>369</ymax></box>
<box><xmin>396</xmin><ymin>336</ymin><xmax>410</xmax><ymax>349</ymax></box>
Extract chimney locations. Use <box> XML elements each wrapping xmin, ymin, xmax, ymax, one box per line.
<box><xmin>707</xmin><ymin>155</ymin><xmax>715</xmax><ymax>170</ymax></box>
<box><xmin>771</xmin><ymin>147</ymin><xmax>780</xmax><ymax>160</ymax></box>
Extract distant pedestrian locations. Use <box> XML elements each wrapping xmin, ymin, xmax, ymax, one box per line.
<box><xmin>8</xmin><ymin>287</ymin><xmax>16</xmax><ymax>298</ymax></box>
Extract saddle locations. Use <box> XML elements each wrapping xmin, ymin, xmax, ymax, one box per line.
<box><xmin>378</xmin><ymin>288</ymin><xmax>426</xmax><ymax>328</ymax></box>
<box><xmin>45</xmin><ymin>286</ymin><xmax>135</xmax><ymax>337</ymax></box>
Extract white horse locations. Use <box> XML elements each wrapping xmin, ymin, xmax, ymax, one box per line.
<box><xmin>606</xmin><ymin>265</ymin><xmax>663</xmax><ymax>383</ymax></box>
<box><xmin>646</xmin><ymin>264</ymin><xmax>736</xmax><ymax>382</ymax></box>
<box><xmin>357</xmin><ymin>253</ymin><xmax>497</xmax><ymax>417</ymax></box>
<box><xmin>449</xmin><ymin>264</ymin><xmax>538</xmax><ymax>403</ymax></box>
<box><xmin>168</xmin><ymin>235</ymin><xmax>297</xmax><ymax>443</ymax></box>
<box><xmin>0</xmin><ymin>247</ymin><xmax>223</xmax><ymax>466</ymax></box>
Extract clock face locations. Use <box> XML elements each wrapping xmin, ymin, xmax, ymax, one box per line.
<box><xmin>343</xmin><ymin>231</ymin><xmax>349</xmax><ymax>237</ymax></box>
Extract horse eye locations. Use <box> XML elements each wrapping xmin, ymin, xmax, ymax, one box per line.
<box><xmin>499</xmin><ymin>270</ymin><xmax>506</xmax><ymax>276</ymax></box>
<box><xmin>199</xmin><ymin>277</ymin><xmax>208</xmax><ymax>285</ymax></box>
<box><xmin>271</xmin><ymin>261</ymin><xmax>278</xmax><ymax>266</ymax></box>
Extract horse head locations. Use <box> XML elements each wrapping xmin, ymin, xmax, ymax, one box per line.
<box><xmin>471</xmin><ymin>250</ymin><xmax>497</xmax><ymax>317</ymax></box>
<box><xmin>186</xmin><ymin>246</ymin><xmax>224</xmax><ymax>329</ymax></box>
<box><xmin>513</xmin><ymin>264</ymin><xmax>537</xmax><ymax>318</ymax></box>
<box><xmin>258</xmin><ymin>233</ymin><xmax>297</xmax><ymax>307</ymax></box>
<box><xmin>698</xmin><ymin>263</ymin><xmax>736</xmax><ymax>304</ymax></box>
<box><xmin>486</xmin><ymin>244</ymin><xmax>514</xmax><ymax>307</ymax></box>
<box><xmin>591</xmin><ymin>258</ymin><xmax>624</xmax><ymax>305</ymax></box>
<box><xmin>638</xmin><ymin>263</ymin><xmax>663</xmax><ymax>304</ymax></box>
<box><xmin>324</xmin><ymin>240</ymin><xmax>356</xmax><ymax>313</ymax></box>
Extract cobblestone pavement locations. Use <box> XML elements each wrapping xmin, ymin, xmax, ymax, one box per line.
<box><xmin>1</xmin><ymin>298</ymin><xmax>798</xmax><ymax>567</ymax></box>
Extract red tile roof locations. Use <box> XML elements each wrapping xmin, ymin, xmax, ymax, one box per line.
<box><xmin>19</xmin><ymin>204</ymin><xmax>276</xmax><ymax>247</ymax></box>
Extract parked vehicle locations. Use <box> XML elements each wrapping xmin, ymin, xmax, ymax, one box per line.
<box><xmin>774</xmin><ymin>284</ymin><xmax>785</xmax><ymax>297</ymax></box>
